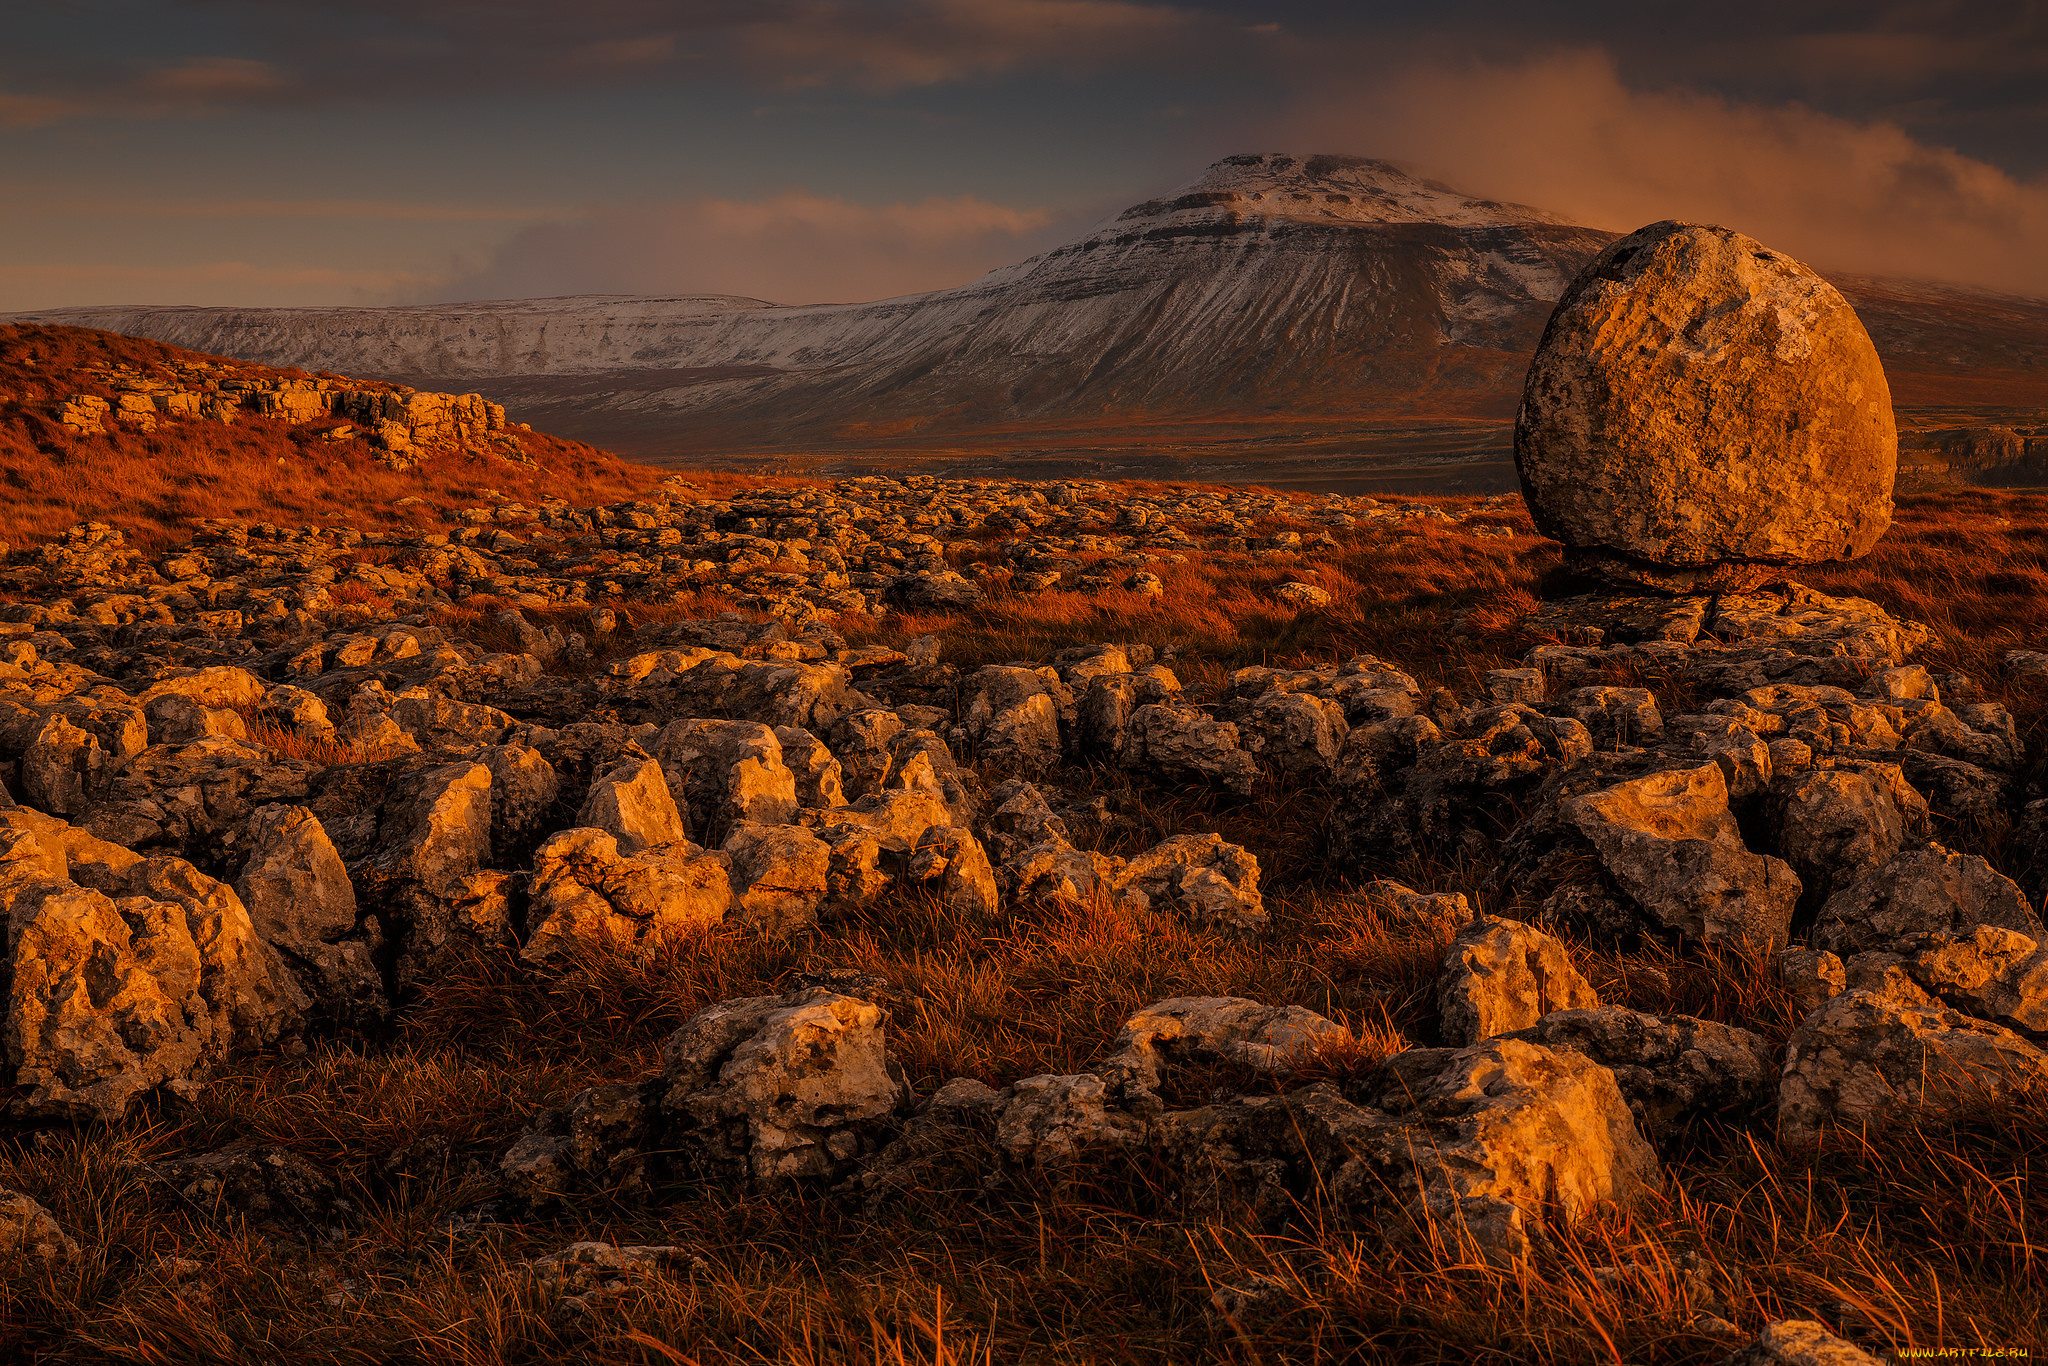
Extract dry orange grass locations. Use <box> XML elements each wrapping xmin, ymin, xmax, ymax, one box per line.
<box><xmin>2</xmin><ymin>431</ymin><xmax>2045</xmax><ymax>1361</ymax></box>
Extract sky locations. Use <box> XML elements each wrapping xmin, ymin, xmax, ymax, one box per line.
<box><xmin>2</xmin><ymin>0</ymin><xmax>2044</xmax><ymax>309</ymax></box>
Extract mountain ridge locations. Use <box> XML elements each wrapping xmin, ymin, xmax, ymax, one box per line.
<box><xmin>14</xmin><ymin>153</ymin><xmax>2048</xmax><ymax>489</ymax></box>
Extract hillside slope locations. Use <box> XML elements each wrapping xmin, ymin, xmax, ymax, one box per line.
<box><xmin>0</xmin><ymin>324</ymin><xmax>666</xmax><ymax>549</ymax></box>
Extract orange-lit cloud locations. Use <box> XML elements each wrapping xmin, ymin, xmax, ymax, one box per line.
<box><xmin>1281</xmin><ymin>47</ymin><xmax>2048</xmax><ymax>295</ymax></box>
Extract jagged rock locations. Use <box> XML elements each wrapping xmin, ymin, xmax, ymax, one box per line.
<box><xmin>903</xmin><ymin>824</ymin><xmax>999</xmax><ymax>916</ymax></box>
<box><xmin>1116</xmin><ymin>833</ymin><xmax>1263</xmax><ymax>928</ymax></box>
<box><xmin>1720</xmin><ymin>1320</ymin><xmax>1885</xmax><ymax>1366</ymax></box>
<box><xmin>658</xmin><ymin>988</ymin><xmax>908</xmax><ymax>1187</ymax></box>
<box><xmin>856</xmin><ymin>1078</ymin><xmax>1006</xmax><ymax>1210</ymax></box>
<box><xmin>827</xmin><ymin>709</ymin><xmax>904</xmax><ymax>800</ymax></box>
<box><xmin>82</xmin><ymin>736</ymin><xmax>314</xmax><ymax>858</ymax></box>
<box><xmin>1558</xmin><ymin>686</ymin><xmax>1662</xmax><ymax>748</ymax></box>
<box><xmin>1777</xmin><ymin>975</ymin><xmax>2048</xmax><ymax>1147</ymax></box>
<box><xmin>500</xmin><ymin>1082</ymin><xmax>658</xmax><ymax>1205</ymax></box>
<box><xmin>523</xmin><ymin>827</ymin><xmax>730</xmax><ymax>964</ymax></box>
<box><xmin>1813</xmin><ymin>842</ymin><xmax>2042</xmax><ymax>957</ymax></box>
<box><xmin>1562</xmin><ymin>761</ymin><xmax>1800</xmax><ymax>945</ymax></box>
<box><xmin>1126</xmin><ymin>704</ymin><xmax>1260</xmax><ymax>795</ymax></box>
<box><xmin>139</xmin><ymin>666</ymin><xmax>268</xmax><ymax>713</ymax></box>
<box><xmin>354</xmin><ymin>761</ymin><xmax>509</xmax><ymax>988</ymax></box>
<box><xmin>720</xmin><ymin>822</ymin><xmax>830</xmax><ymax>932</ymax></box>
<box><xmin>575</xmin><ymin>757</ymin><xmax>688</xmax><ymax>853</ymax></box>
<box><xmin>1893</xmin><ymin>925</ymin><xmax>2048</xmax><ymax>1036</ymax></box>
<box><xmin>1354</xmin><ymin>705</ymin><xmax>1589</xmax><ymax>864</ymax></box>
<box><xmin>234</xmin><ymin>804</ymin><xmax>386</xmax><ymax>1027</ymax></box>
<box><xmin>978</xmin><ymin>779</ymin><xmax>1071</xmax><ymax>868</ymax></box>
<box><xmin>962</xmin><ymin>666</ymin><xmax>1065</xmax><ymax>772</ymax></box>
<box><xmin>258</xmin><ymin>684</ymin><xmax>335</xmax><ymax>743</ymax></box>
<box><xmin>773</xmin><ymin>726</ymin><xmax>846</xmax><ymax>809</ymax></box>
<box><xmin>1777</xmin><ymin>947</ymin><xmax>1846</xmax><ymax>1018</ymax></box>
<box><xmin>1516</xmin><ymin>220</ymin><xmax>1894</xmax><ymax>592</ymax></box>
<box><xmin>478</xmin><ymin>743</ymin><xmax>560</xmax><ymax>863</ymax></box>
<box><xmin>653</xmin><ymin>719</ymin><xmax>797</xmax><ymax>844</ymax></box>
<box><xmin>526</xmin><ymin>1241</ymin><xmax>690</xmax><ymax>1297</ymax></box>
<box><xmin>1075</xmin><ymin>666</ymin><xmax>1182</xmax><ymax>760</ymax></box>
<box><xmin>1437</xmin><ymin>915</ymin><xmax>1599</xmax><ymax>1046</ymax></box>
<box><xmin>1771</xmin><ymin>763</ymin><xmax>1929</xmax><ymax>904</ymax></box>
<box><xmin>622</xmin><ymin>651</ymin><xmax>872</xmax><ymax>734</ymax></box>
<box><xmin>1501</xmin><ymin>1007</ymin><xmax>1776</xmax><ymax>1137</ymax></box>
<box><xmin>0</xmin><ymin>810</ymin><xmax>298</xmax><ymax>1120</ymax></box>
<box><xmin>143</xmin><ymin>692</ymin><xmax>249</xmax><ymax>745</ymax></box>
<box><xmin>995</xmin><ymin>1073</ymin><xmax>1147</xmax><ymax>1167</ymax></box>
<box><xmin>21</xmin><ymin>713</ymin><xmax>108</xmax><ymax>816</ymax></box>
<box><xmin>1099</xmin><ymin>997</ymin><xmax>1351</xmax><ymax>1099</ymax></box>
<box><xmin>142</xmin><ymin>1145</ymin><xmax>346</xmax><ymax>1227</ymax></box>
<box><xmin>1173</xmin><ymin>1037</ymin><xmax>1664</xmax><ymax>1261</ymax></box>
<box><xmin>1358</xmin><ymin>879</ymin><xmax>1473</xmax><ymax>926</ymax></box>
<box><xmin>1274</xmin><ymin>581</ymin><xmax>1331</xmax><ymax>609</ymax></box>
<box><xmin>1235</xmin><ymin>690</ymin><xmax>1348</xmax><ymax>776</ymax></box>
<box><xmin>391</xmin><ymin>694</ymin><xmax>516</xmax><ymax>751</ymax></box>
<box><xmin>0</xmin><ymin>1189</ymin><xmax>80</xmax><ymax>1268</ymax></box>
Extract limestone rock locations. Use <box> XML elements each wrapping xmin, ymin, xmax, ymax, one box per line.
<box><xmin>1341</xmin><ymin>1038</ymin><xmax>1662</xmax><ymax>1260</ymax></box>
<box><xmin>652</xmin><ymin>719</ymin><xmax>797</xmax><ymax>844</ymax></box>
<box><xmin>658</xmin><ymin>988</ymin><xmax>909</xmax><ymax>1187</ymax></box>
<box><xmin>523</xmin><ymin>827</ymin><xmax>730</xmax><ymax>964</ymax></box>
<box><xmin>1563</xmin><ymin>762</ymin><xmax>1800</xmax><ymax>945</ymax></box>
<box><xmin>1115</xmin><ymin>832</ymin><xmax>1264</xmax><ymax>929</ymax></box>
<box><xmin>1771</xmin><ymin>764</ymin><xmax>1929</xmax><ymax>904</ymax></box>
<box><xmin>0</xmin><ymin>1189</ymin><xmax>80</xmax><ymax>1268</ymax></box>
<box><xmin>234</xmin><ymin>804</ymin><xmax>385</xmax><ymax>1027</ymax></box>
<box><xmin>1516</xmin><ymin>220</ymin><xmax>1895</xmax><ymax>592</ymax></box>
<box><xmin>720</xmin><ymin>822</ymin><xmax>830</xmax><ymax>933</ymax></box>
<box><xmin>1777</xmin><ymin>976</ymin><xmax>2048</xmax><ymax>1147</ymax></box>
<box><xmin>1720</xmin><ymin>1320</ymin><xmax>1884</xmax><ymax>1366</ymax></box>
<box><xmin>575</xmin><ymin>757</ymin><xmax>688</xmax><ymax>854</ymax></box>
<box><xmin>903</xmin><ymin>824</ymin><xmax>999</xmax><ymax>917</ymax></box>
<box><xmin>1</xmin><ymin>811</ymin><xmax>298</xmax><ymax>1120</ymax></box>
<box><xmin>1502</xmin><ymin>1006</ymin><xmax>1776</xmax><ymax>1138</ymax></box>
<box><xmin>1813</xmin><ymin>842</ymin><xmax>2042</xmax><ymax>957</ymax></box>
<box><xmin>773</xmin><ymin>726</ymin><xmax>846</xmax><ymax>809</ymax></box>
<box><xmin>1099</xmin><ymin>996</ymin><xmax>1351</xmax><ymax>1099</ymax></box>
<box><xmin>142</xmin><ymin>1145</ymin><xmax>345</xmax><ymax>1227</ymax></box>
<box><xmin>1126</xmin><ymin>704</ymin><xmax>1260</xmax><ymax>796</ymax></box>
<box><xmin>995</xmin><ymin>1073</ymin><xmax>1146</xmax><ymax>1167</ymax></box>
<box><xmin>1437</xmin><ymin>915</ymin><xmax>1599</xmax><ymax>1046</ymax></box>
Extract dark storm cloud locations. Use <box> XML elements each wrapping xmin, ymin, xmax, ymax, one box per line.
<box><xmin>0</xmin><ymin>0</ymin><xmax>1218</xmax><ymax>113</ymax></box>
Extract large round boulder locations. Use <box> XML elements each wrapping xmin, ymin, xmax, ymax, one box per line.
<box><xmin>1515</xmin><ymin>221</ymin><xmax>1895</xmax><ymax>593</ymax></box>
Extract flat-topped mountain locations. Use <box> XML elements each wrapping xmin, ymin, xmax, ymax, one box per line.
<box><xmin>17</xmin><ymin>154</ymin><xmax>2048</xmax><ymax>487</ymax></box>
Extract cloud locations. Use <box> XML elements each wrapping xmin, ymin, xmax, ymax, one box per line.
<box><xmin>431</xmin><ymin>189</ymin><xmax>1075</xmax><ymax>304</ymax></box>
<box><xmin>726</xmin><ymin>0</ymin><xmax>1198</xmax><ymax>92</ymax></box>
<box><xmin>0</xmin><ymin>0</ymin><xmax>1208</xmax><ymax>126</ymax></box>
<box><xmin>0</xmin><ymin>91</ymin><xmax>76</xmax><ymax>128</ymax></box>
<box><xmin>1279</xmin><ymin>47</ymin><xmax>2048</xmax><ymax>296</ymax></box>
<box><xmin>131</xmin><ymin>56</ymin><xmax>294</xmax><ymax>110</ymax></box>
<box><xmin>0</xmin><ymin>260</ymin><xmax>439</xmax><ymax>310</ymax></box>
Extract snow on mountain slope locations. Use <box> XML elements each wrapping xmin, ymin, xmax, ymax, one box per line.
<box><xmin>16</xmin><ymin>155</ymin><xmax>1613</xmax><ymax>436</ymax></box>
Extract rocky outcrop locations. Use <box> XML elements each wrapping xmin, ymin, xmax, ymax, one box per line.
<box><xmin>1777</xmin><ymin>975</ymin><xmax>2048</xmax><ymax>1147</ymax></box>
<box><xmin>1436</xmin><ymin>915</ymin><xmax>1599</xmax><ymax>1045</ymax></box>
<box><xmin>0</xmin><ymin>808</ymin><xmax>298</xmax><ymax>1120</ymax></box>
<box><xmin>1516</xmin><ymin>220</ymin><xmax>1895</xmax><ymax>592</ymax></box>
